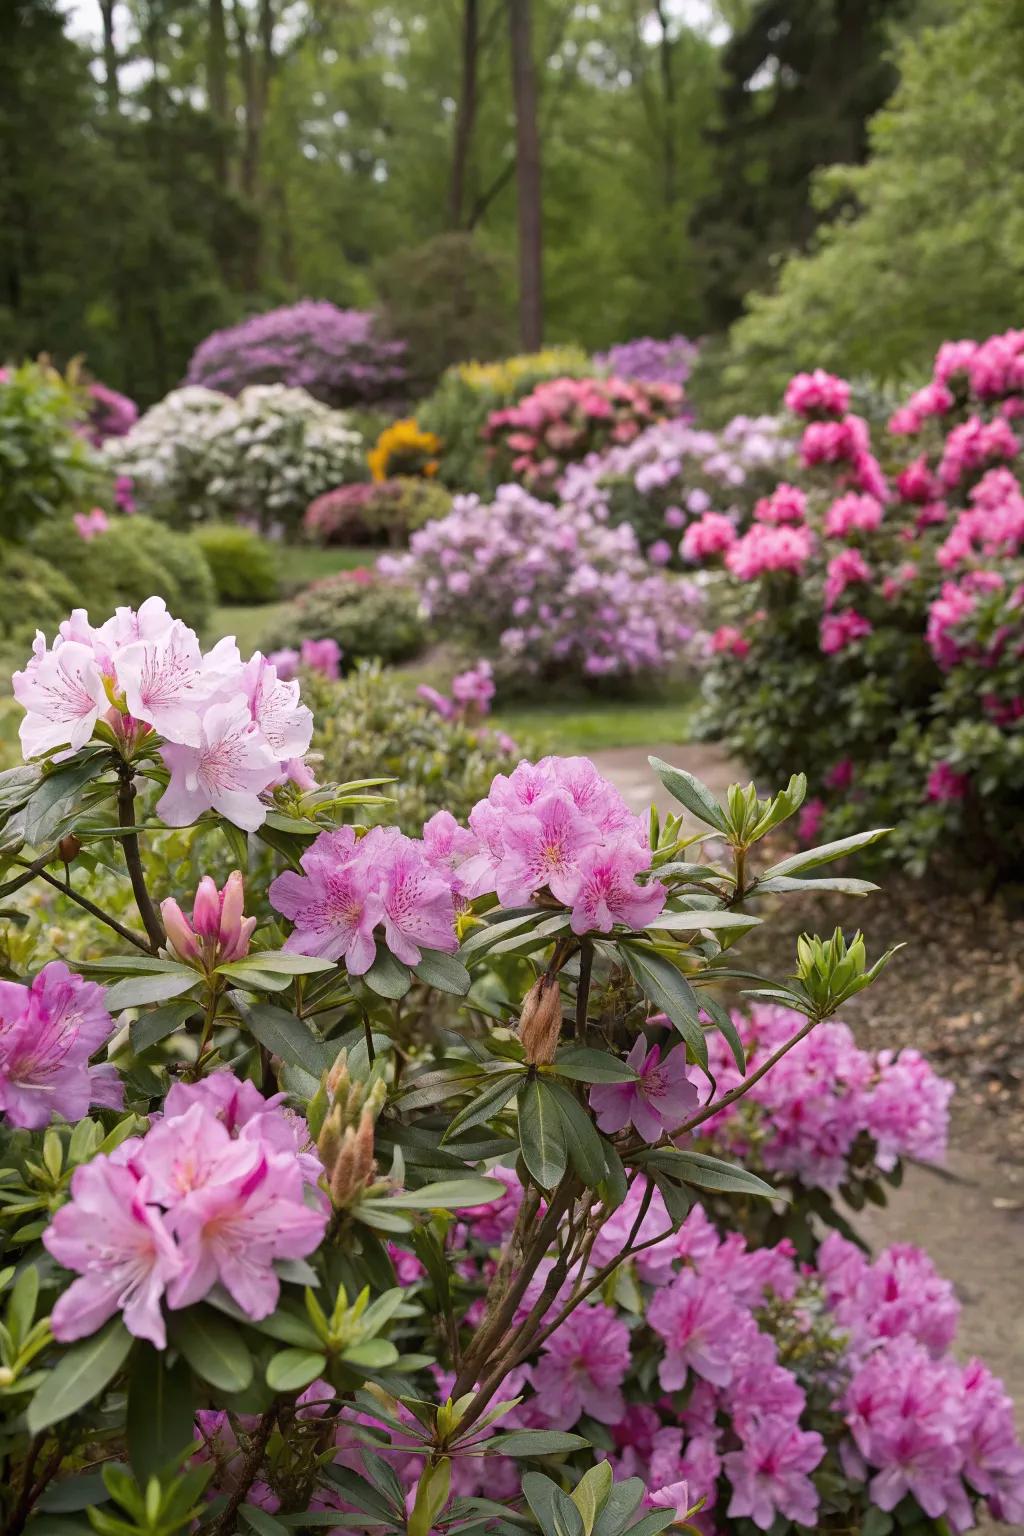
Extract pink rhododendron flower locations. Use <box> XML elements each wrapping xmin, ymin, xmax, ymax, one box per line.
<box><xmin>647</xmin><ymin>538</ymin><xmax>672</xmax><ymax>565</ymax></box>
<box><xmin>820</xmin><ymin>611</ymin><xmax>872</xmax><ymax>655</ymax></box>
<box><xmin>529</xmin><ymin>1303</ymin><xmax>631</xmax><ymax>1427</ymax></box>
<box><xmin>73</xmin><ymin>507</ymin><xmax>110</xmax><ymax>541</ymax></box>
<box><xmin>724</xmin><ymin>1418</ymin><xmax>824</xmax><ymax>1531</ymax></box>
<box><xmin>590</xmin><ymin>1036</ymin><xmax>697</xmax><ymax>1140</ymax></box>
<box><xmin>0</xmin><ymin>962</ymin><xmax>120</xmax><ymax>1129</ymax></box>
<box><xmin>12</xmin><ymin>634</ymin><xmax>109</xmax><ymax>759</ymax></box>
<box><xmin>301</xmin><ymin>637</ymin><xmax>342</xmax><ymax>680</ymax></box>
<box><xmin>44</xmin><ymin>1158</ymin><xmax>183</xmax><ymax>1347</ymax></box>
<box><xmin>753</xmin><ymin>483</ymin><xmax>806</xmax><ymax>525</ymax></box>
<box><xmin>710</xmin><ymin>625</ymin><xmax>749</xmax><ymax>658</ymax></box>
<box><xmin>926</xmin><ymin>761</ymin><xmax>969</xmax><ymax>803</ymax></box>
<box><xmin>823</xmin><ymin>492</ymin><xmax>884</xmax><ymax>539</ymax></box>
<box><xmin>451</xmin><ymin>659</ymin><xmax>495</xmax><ymax>713</ymax></box>
<box><xmin>939</xmin><ymin>416</ymin><xmax>1019</xmax><ymax>487</ymax></box>
<box><xmin>159</xmin><ymin>697</ymin><xmax>280</xmax><ymax>832</ymax></box>
<box><xmin>725</xmin><ymin>524</ymin><xmax>815</xmax><ymax>580</ymax></box>
<box><xmin>681</xmin><ymin>511</ymin><xmax>737</xmax><ymax>562</ymax></box>
<box><xmin>784</xmin><ymin>369</ymin><xmax>850</xmax><ymax>418</ymax></box>
<box><xmin>795</xmin><ymin>797</ymin><xmax>825</xmax><ymax>844</ymax></box>
<box><xmin>824</xmin><ymin>548</ymin><xmax>871</xmax><ymax>608</ymax></box>
<box><xmin>799</xmin><ymin>414</ymin><xmax>869</xmax><ymax>468</ymax></box>
<box><xmin>243</xmin><ymin>654</ymin><xmax>314</xmax><ymax>761</ymax></box>
<box><xmin>824</xmin><ymin>757</ymin><xmax>854</xmax><ymax>791</ymax></box>
<box><xmin>565</xmin><ymin>838</ymin><xmax>666</xmax><ymax>935</ymax></box>
<box><xmin>896</xmin><ymin>455</ymin><xmax>939</xmax><ymax>504</ymax></box>
<box><xmin>162</xmin><ymin>870</ymin><xmax>256</xmax><ymax>969</ymax></box>
<box><xmin>649</xmin><ymin>1266</ymin><xmax>753</xmax><ymax>1389</ymax></box>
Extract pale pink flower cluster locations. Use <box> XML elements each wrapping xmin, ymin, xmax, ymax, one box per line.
<box><xmin>725</xmin><ymin>523</ymin><xmax>815</xmax><ymax>581</ymax></box>
<box><xmin>73</xmin><ymin>507</ymin><xmax>110</xmax><ymax>542</ymax></box>
<box><xmin>416</xmin><ymin>660</ymin><xmax>496</xmax><ymax>723</ymax></box>
<box><xmin>12</xmin><ymin>598</ymin><xmax>314</xmax><ymax>833</ymax></box>
<box><xmin>460</xmin><ymin>756</ymin><xmax>666</xmax><ymax>935</ymax></box>
<box><xmin>0</xmin><ymin>962</ymin><xmax>121</xmax><ymax>1129</ymax></box>
<box><xmin>43</xmin><ymin>1072</ymin><xmax>326</xmax><ymax>1346</ymax></box>
<box><xmin>783</xmin><ymin>369</ymin><xmax>850</xmax><ymax>418</ymax></box>
<box><xmin>270</xmin><ymin>824</ymin><xmax>458</xmax><ymax>974</ymax></box>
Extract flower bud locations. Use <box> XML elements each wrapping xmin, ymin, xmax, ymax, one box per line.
<box><xmin>518</xmin><ymin>974</ymin><xmax>563</xmax><ymax>1065</ymax></box>
<box><xmin>326</xmin><ymin>1047</ymin><xmax>352</xmax><ymax>1104</ymax></box>
<box><xmin>57</xmin><ymin>834</ymin><xmax>82</xmax><ymax>863</ymax></box>
<box><xmin>160</xmin><ymin>897</ymin><xmax>200</xmax><ymax>964</ymax></box>
<box><xmin>317</xmin><ymin>1103</ymin><xmax>345</xmax><ymax>1178</ymax></box>
<box><xmin>328</xmin><ymin>1109</ymin><xmax>377</xmax><ymax>1209</ymax></box>
<box><xmin>191</xmin><ymin>875</ymin><xmax>222</xmax><ymax>941</ymax></box>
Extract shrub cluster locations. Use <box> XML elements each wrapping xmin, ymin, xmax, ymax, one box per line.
<box><xmin>40</xmin><ymin>514</ymin><xmax>215</xmax><ymax>633</ymax></box>
<box><xmin>483</xmin><ymin>375</ymin><xmax>685</xmax><ymax>498</ymax></box>
<box><xmin>107</xmin><ymin>383</ymin><xmax>365</xmax><ymax>532</ymax></box>
<box><xmin>263</xmin><ymin>568</ymin><xmax>426</xmax><ymax>667</ymax></box>
<box><xmin>383</xmin><ymin>483</ymin><xmax>700</xmax><ymax>686</ymax></box>
<box><xmin>691</xmin><ymin>332</ymin><xmax>1024</xmax><ymax>875</ymax></box>
<box><xmin>0</xmin><ymin>360</ymin><xmax>106</xmax><ymax>541</ymax></box>
<box><xmin>191</xmin><ymin>522</ymin><xmax>279</xmax><ymax>604</ymax></box>
<box><xmin>593</xmin><ymin>334</ymin><xmax>700</xmax><ymax>388</ymax></box>
<box><xmin>183</xmin><ymin>300</ymin><xmax>408</xmax><ymax>407</ymax></box>
<box><xmin>304</xmin><ymin>477</ymin><xmax>452</xmax><ymax>546</ymax></box>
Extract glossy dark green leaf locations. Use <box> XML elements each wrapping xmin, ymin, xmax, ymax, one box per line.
<box><xmin>412</xmin><ymin>948</ymin><xmax>472</xmax><ymax>996</ymax></box>
<box><xmin>104</xmin><ymin>968</ymin><xmax>199</xmax><ymax>1011</ymax></box>
<box><xmin>759</xmin><ymin>828</ymin><xmax>891</xmax><ymax>881</ymax></box>
<box><xmin>442</xmin><ymin>1072</ymin><xmax>524</xmax><ymax>1142</ymax></box>
<box><xmin>545</xmin><ymin>1082</ymin><xmax>607</xmax><ymax>1187</ymax></box>
<box><xmin>127</xmin><ymin>1345</ymin><xmax>196</xmax><ymax>1483</ymax></box>
<box><xmin>245</xmin><ymin>1003</ymin><xmax>330</xmax><ymax>1076</ymax></box>
<box><xmin>266</xmin><ymin>1348</ymin><xmax>328</xmax><ymax>1392</ymax></box>
<box><xmin>22</xmin><ymin>753</ymin><xmax>110</xmax><ymax>847</ymax></box>
<box><xmin>492</xmin><ymin>1430</ymin><xmax>589</xmax><ymax>1457</ymax></box>
<box><xmin>643</xmin><ymin>1149</ymin><xmax>779</xmax><ymax>1201</ymax></box>
<box><xmin>364</xmin><ymin>945</ymin><xmax>412</xmax><ymax>999</ymax></box>
<box><xmin>130</xmin><ymin>999</ymin><xmax>199</xmax><ymax>1053</ymax></box>
<box><xmin>697</xmin><ymin>994</ymin><xmax>746</xmax><ymax>1074</ymax></box>
<box><xmin>171</xmin><ymin>1306</ymin><xmax>253</xmax><ymax>1393</ymax></box>
<box><xmin>517</xmin><ymin>1078</ymin><xmax>568</xmax><ymax>1191</ymax></box>
<box><xmin>620</xmin><ymin>946</ymin><xmax>707</xmax><ymax>1071</ymax></box>
<box><xmin>551</xmin><ymin>1047</ymin><xmax>638</xmax><ymax>1084</ymax></box>
<box><xmin>27</xmin><ymin>1318</ymin><xmax>133</xmax><ymax>1433</ymax></box>
<box><xmin>647</xmin><ymin>758</ymin><xmax>728</xmax><ymax>833</ymax></box>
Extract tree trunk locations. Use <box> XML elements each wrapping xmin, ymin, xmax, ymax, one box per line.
<box><xmin>449</xmin><ymin>0</ymin><xmax>479</xmax><ymax>227</ymax></box>
<box><xmin>100</xmin><ymin>0</ymin><xmax>119</xmax><ymax>112</ymax></box>
<box><xmin>653</xmin><ymin>0</ymin><xmax>677</xmax><ymax>213</ymax></box>
<box><xmin>207</xmin><ymin>0</ymin><xmax>229</xmax><ymax>185</ymax></box>
<box><xmin>508</xmin><ymin>0</ymin><xmax>542</xmax><ymax>350</ymax></box>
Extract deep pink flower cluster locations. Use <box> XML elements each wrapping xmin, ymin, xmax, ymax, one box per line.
<box><xmin>417</xmin><ymin>660</ymin><xmax>496</xmax><ymax>722</ymax></box>
<box><xmin>697</xmin><ymin>1004</ymin><xmax>952</xmax><ymax>1189</ymax></box>
<box><xmin>783</xmin><ymin>369</ymin><xmax>851</xmax><ymax>418</ymax></box>
<box><xmin>925</xmin><ymin>570</ymin><xmax>1007</xmax><ymax>670</ymax></box>
<box><xmin>458</xmin><ymin>755</ymin><xmax>666</xmax><ymax>935</ymax></box>
<box><xmin>752</xmin><ymin>483</ymin><xmax>807</xmax><ymax>525</ymax></box>
<box><xmin>43</xmin><ymin>1072</ymin><xmax>326</xmax><ymax>1346</ymax></box>
<box><xmin>184</xmin><ymin>301</ymin><xmax>407</xmax><ymax>408</ymax></box>
<box><xmin>681</xmin><ymin>511</ymin><xmax>738</xmax><ymax>562</ymax></box>
<box><xmin>82</xmin><ymin>381</ymin><xmax>138</xmax><ymax>445</ymax></box>
<box><xmin>13</xmin><ymin>597</ymin><xmax>314</xmax><ymax>832</ymax></box>
<box><xmin>725</xmin><ymin>522</ymin><xmax>816</xmax><ymax>581</ymax></box>
<box><xmin>823</xmin><ymin>491</ymin><xmax>884</xmax><ymax>538</ymax></box>
<box><xmin>270</xmin><ymin>824</ymin><xmax>458</xmax><ymax>974</ymax></box>
<box><xmin>939</xmin><ymin>417</ymin><xmax>1019</xmax><ymax>488</ymax></box>
<box><xmin>383</xmin><ymin>484</ymin><xmax>698</xmax><ymax>682</ymax></box>
<box><xmin>0</xmin><ymin>962</ymin><xmax>121</xmax><ymax>1129</ymax></box>
<box><xmin>484</xmin><ymin>375</ymin><xmax>684</xmax><ymax>492</ymax></box>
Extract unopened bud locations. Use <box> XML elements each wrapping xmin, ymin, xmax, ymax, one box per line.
<box><xmin>518</xmin><ymin>974</ymin><xmax>563</xmax><ymax>1065</ymax></box>
<box><xmin>317</xmin><ymin>1104</ymin><xmax>345</xmax><ymax>1178</ymax></box>
<box><xmin>57</xmin><ymin>834</ymin><xmax>81</xmax><ymax>863</ymax></box>
<box><xmin>326</xmin><ymin>1048</ymin><xmax>351</xmax><ymax>1103</ymax></box>
<box><xmin>328</xmin><ymin>1109</ymin><xmax>377</xmax><ymax>1210</ymax></box>
<box><xmin>0</xmin><ymin>1366</ymin><xmax>15</xmax><ymax>1388</ymax></box>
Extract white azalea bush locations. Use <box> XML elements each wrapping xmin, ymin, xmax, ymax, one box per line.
<box><xmin>106</xmin><ymin>384</ymin><xmax>365</xmax><ymax>532</ymax></box>
<box><xmin>0</xmin><ymin>594</ymin><xmax>1020</xmax><ymax>1534</ymax></box>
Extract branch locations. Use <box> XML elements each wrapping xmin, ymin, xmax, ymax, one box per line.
<box><xmin>16</xmin><ymin>861</ymin><xmax>152</xmax><ymax>953</ymax></box>
<box><xmin>205</xmin><ymin>1407</ymin><xmax>277</xmax><ymax>1536</ymax></box>
<box><xmin>116</xmin><ymin>770</ymin><xmax>164</xmax><ymax>953</ymax></box>
<box><xmin>665</xmin><ymin>1013</ymin><xmax>818</xmax><ymax>1142</ymax></box>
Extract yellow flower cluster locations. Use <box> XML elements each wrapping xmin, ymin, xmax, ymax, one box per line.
<box><xmin>368</xmin><ymin>417</ymin><xmax>441</xmax><ymax>482</ymax></box>
<box><xmin>454</xmin><ymin>346</ymin><xmax>591</xmax><ymax>396</ymax></box>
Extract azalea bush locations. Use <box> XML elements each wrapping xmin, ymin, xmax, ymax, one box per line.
<box><xmin>193</xmin><ymin>523</ymin><xmax>280</xmax><ymax>605</ymax></box>
<box><xmin>183</xmin><ymin>301</ymin><xmax>408</xmax><ymax>408</ymax></box>
<box><xmin>593</xmin><ymin>336</ymin><xmax>700</xmax><ymax>390</ymax></box>
<box><xmin>482</xmin><ymin>377</ymin><xmax>686</xmax><ymax>499</ymax></box>
<box><xmin>83</xmin><ymin>380</ymin><xmax>138</xmax><ymax>445</ymax></box>
<box><xmin>304</xmin><ymin>478</ymin><xmax>452</xmax><ymax>547</ymax></box>
<box><xmin>264</xmin><ymin>570</ymin><xmax>427</xmax><ymax>668</ymax></box>
<box><xmin>0</xmin><ymin>581</ymin><xmax>956</xmax><ymax>1534</ymax></box>
<box><xmin>690</xmin><ymin>332</ymin><xmax>1024</xmax><ymax>877</ymax></box>
<box><xmin>107</xmin><ymin>384</ymin><xmax>365</xmax><ymax>532</ymax></box>
<box><xmin>382</xmin><ymin>485</ymin><xmax>699</xmax><ymax>688</ymax></box>
<box><xmin>560</xmin><ymin>415</ymin><xmax>792</xmax><ymax>567</ymax></box>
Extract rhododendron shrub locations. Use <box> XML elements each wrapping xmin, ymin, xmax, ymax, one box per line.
<box><xmin>183</xmin><ymin>301</ymin><xmax>408</xmax><ymax>408</ymax></box>
<box><xmin>382</xmin><ymin>484</ymin><xmax>700</xmax><ymax>686</ymax></box>
<box><xmin>593</xmin><ymin>335</ymin><xmax>700</xmax><ymax>389</ymax></box>
<box><xmin>561</xmin><ymin>415</ymin><xmax>792</xmax><ymax>565</ymax></box>
<box><xmin>483</xmin><ymin>376</ymin><xmax>685</xmax><ymax>497</ymax></box>
<box><xmin>0</xmin><ymin>615</ymin><xmax>922</xmax><ymax>1532</ymax></box>
<box><xmin>691</xmin><ymin>333</ymin><xmax>1024</xmax><ymax>876</ymax></box>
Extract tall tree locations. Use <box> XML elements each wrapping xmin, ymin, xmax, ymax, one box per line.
<box><xmin>450</xmin><ymin>0</ymin><xmax>479</xmax><ymax>227</ymax></box>
<box><xmin>508</xmin><ymin>0</ymin><xmax>543</xmax><ymax>349</ymax></box>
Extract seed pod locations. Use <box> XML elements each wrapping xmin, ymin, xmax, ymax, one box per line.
<box><xmin>518</xmin><ymin>973</ymin><xmax>563</xmax><ymax>1065</ymax></box>
<box><xmin>57</xmin><ymin>834</ymin><xmax>82</xmax><ymax>863</ymax></box>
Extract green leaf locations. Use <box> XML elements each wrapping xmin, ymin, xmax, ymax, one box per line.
<box><xmin>645</xmin><ymin>909</ymin><xmax>762</xmax><ymax>933</ymax></box>
<box><xmin>442</xmin><ymin>1072</ymin><xmax>525</xmax><ymax>1141</ymax></box>
<box><xmin>104</xmin><ymin>968</ymin><xmax>198</xmax><ymax>1011</ymax></box>
<box><xmin>759</xmin><ymin>828</ymin><xmax>891</xmax><ymax>881</ymax></box>
<box><xmin>524</xmin><ymin>1475</ymin><xmax>583</xmax><ymax>1536</ymax></box>
<box><xmin>266</xmin><ymin>1348</ymin><xmax>328</xmax><ymax>1392</ymax></box>
<box><xmin>621</xmin><ymin>1512</ymin><xmax>675</xmax><ymax>1536</ymax></box>
<box><xmin>240</xmin><ymin>1507</ymin><xmax>289</xmax><ymax>1536</ymax></box>
<box><xmin>22</xmin><ymin>753</ymin><xmax>110</xmax><ymax>847</ymax></box>
<box><xmin>36</xmin><ymin>1472</ymin><xmax>110</xmax><ymax>1513</ymax></box>
<box><xmin>642</xmin><ymin>1149</ymin><xmax>780</xmax><ymax>1201</ymax></box>
<box><xmin>754</xmin><ymin>874</ymin><xmax>878</xmax><ymax>895</ymax></box>
<box><xmin>698</xmin><ymin>994</ymin><xmax>746</xmax><ymax>1075</ymax></box>
<box><xmin>571</xmin><ymin>1462</ymin><xmax>613</xmax><ymax>1536</ymax></box>
<box><xmin>551</xmin><ymin>1048</ymin><xmax>639</xmax><ymax>1084</ymax></box>
<box><xmin>379</xmin><ymin>1176</ymin><xmax>505</xmax><ymax>1210</ymax></box>
<box><xmin>517</xmin><ymin>1079</ymin><xmax>568</xmax><ymax>1191</ymax></box>
<box><xmin>545</xmin><ymin>1083</ymin><xmax>607</xmax><ymax>1187</ymax></box>
<box><xmin>245</xmin><ymin>1004</ymin><xmax>329</xmax><ymax>1077</ymax></box>
<box><xmin>27</xmin><ymin>1318</ymin><xmax>133</xmax><ymax>1433</ymax></box>
<box><xmin>341</xmin><ymin>1338</ymin><xmax>400</xmax><ymax>1369</ymax></box>
<box><xmin>620</xmin><ymin>946</ymin><xmax>707</xmax><ymax>1071</ymax></box>
<box><xmin>364</xmin><ymin>946</ymin><xmax>412</xmax><ymax>999</ymax></box>
<box><xmin>171</xmin><ymin>1306</ymin><xmax>253</xmax><ymax>1393</ymax></box>
<box><xmin>491</xmin><ymin>1430</ymin><xmax>590</xmax><ymax>1457</ymax></box>
<box><xmin>458</xmin><ymin>911</ymin><xmax>544</xmax><ymax>959</ymax></box>
<box><xmin>647</xmin><ymin>758</ymin><xmax>728</xmax><ymax>833</ymax></box>
<box><xmin>412</xmin><ymin>949</ymin><xmax>472</xmax><ymax>995</ymax></box>
<box><xmin>130</xmin><ymin>999</ymin><xmax>199</xmax><ymax>1053</ymax></box>
<box><xmin>127</xmin><ymin>1345</ymin><xmax>196</xmax><ymax>1484</ymax></box>
<box><xmin>592</xmin><ymin>1478</ymin><xmax>644</xmax><ymax>1536</ymax></box>
<box><xmin>225</xmin><ymin>951</ymin><xmax>336</xmax><ymax>976</ymax></box>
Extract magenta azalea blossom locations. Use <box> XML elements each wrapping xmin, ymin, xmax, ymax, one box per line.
<box><xmin>565</xmin><ymin>839</ymin><xmax>665</xmax><ymax>935</ymax></box>
<box><xmin>529</xmin><ymin>1303</ymin><xmax>631</xmax><ymax>1428</ymax></box>
<box><xmin>44</xmin><ymin>1159</ymin><xmax>182</xmax><ymax>1347</ymax></box>
<box><xmin>590</xmin><ymin>1036</ymin><xmax>697</xmax><ymax>1141</ymax></box>
<box><xmin>270</xmin><ymin>827</ymin><xmax>384</xmax><ymax>974</ymax></box>
<box><xmin>724</xmin><ymin>1418</ymin><xmax>824</xmax><ymax>1531</ymax></box>
<box><xmin>0</xmin><ymin>963</ymin><xmax>119</xmax><ymax>1129</ymax></box>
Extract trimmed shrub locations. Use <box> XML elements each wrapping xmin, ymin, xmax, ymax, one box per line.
<box><xmin>183</xmin><ymin>300</ymin><xmax>407</xmax><ymax>407</ymax></box>
<box><xmin>304</xmin><ymin>478</ymin><xmax>452</xmax><ymax>547</ymax></box>
<box><xmin>39</xmin><ymin>515</ymin><xmax>215</xmax><ymax>633</ymax></box>
<box><xmin>263</xmin><ymin>569</ymin><xmax>426</xmax><ymax>666</ymax></box>
<box><xmin>0</xmin><ymin>543</ymin><xmax>80</xmax><ymax>673</ymax></box>
<box><xmin>192</xmin><ymin>523</ymin><xmax>279</xmax><ymax>604</ymax></box>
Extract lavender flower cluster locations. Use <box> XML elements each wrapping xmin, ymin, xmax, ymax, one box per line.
<box><xmin>382</xmin><ymin>483</ymin><xmax>700</xmax><ymax>682</ymax></box>
<box><xmin>593</xmin><ymin>334</ymin><xmax>701</xmax><ymax>389</ymax></box>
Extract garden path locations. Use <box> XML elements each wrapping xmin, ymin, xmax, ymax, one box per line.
<box><xmin>592</xmin><ymin>743</ymin><xmax>1024</xmax><ymax>1431</ymax></box>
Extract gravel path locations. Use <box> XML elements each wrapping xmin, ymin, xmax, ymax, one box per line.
<box><xmin>591</xmin><ymin>743</ymin><xmax>1024</xmax><ymax>1431</ymax></box>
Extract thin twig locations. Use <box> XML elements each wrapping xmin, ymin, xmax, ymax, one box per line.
<box><xmin>18</xmin><ymin>862</ymin><xmax>151</xmax><ymax>952</ymax></box>
<box><xmin>666</xmin><ymin>1014</ymin><xmax>818</xmax><ymax>1141</ymax></box>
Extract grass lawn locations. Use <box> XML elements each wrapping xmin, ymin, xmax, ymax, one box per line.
<box><xmin>208</xmin><ymin>544</ymin><xmax>375</xmax><ymax>652</ymax></box>
<box><xmin>491</xmin><ymin>695</ymin><xmax>697</xmax><ymax>753</ymax></box>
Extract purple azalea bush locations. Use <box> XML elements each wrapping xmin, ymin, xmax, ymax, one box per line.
<box><xmin>381</xmin><ymin>483</ymin><xmax>700</xmax><ymax>685</ymax></box>
<box><xmin>1</xmin><ymin>588</ymin><xmax>1020</xmax><ymax>1534</ymax></box>
<box><xmin>593</xmin><ymin>335</ymin><xmax>701</xmax><ymax>390</ymax></box>
<box><xmin>183</xmin><ymin>300</ymin><xmax>408</xmax><ymax>407</ymax></box>
<box><xmin>82</xmin><ymin>380</ymin><xmax>139</xmax><ymax>445</ymax></box>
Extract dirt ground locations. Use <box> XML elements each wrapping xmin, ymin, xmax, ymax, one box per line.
<box><xmin>593</xmin><ymin>743</ymin><xmax>1024</xmax><ymax>1433</ymax></box>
